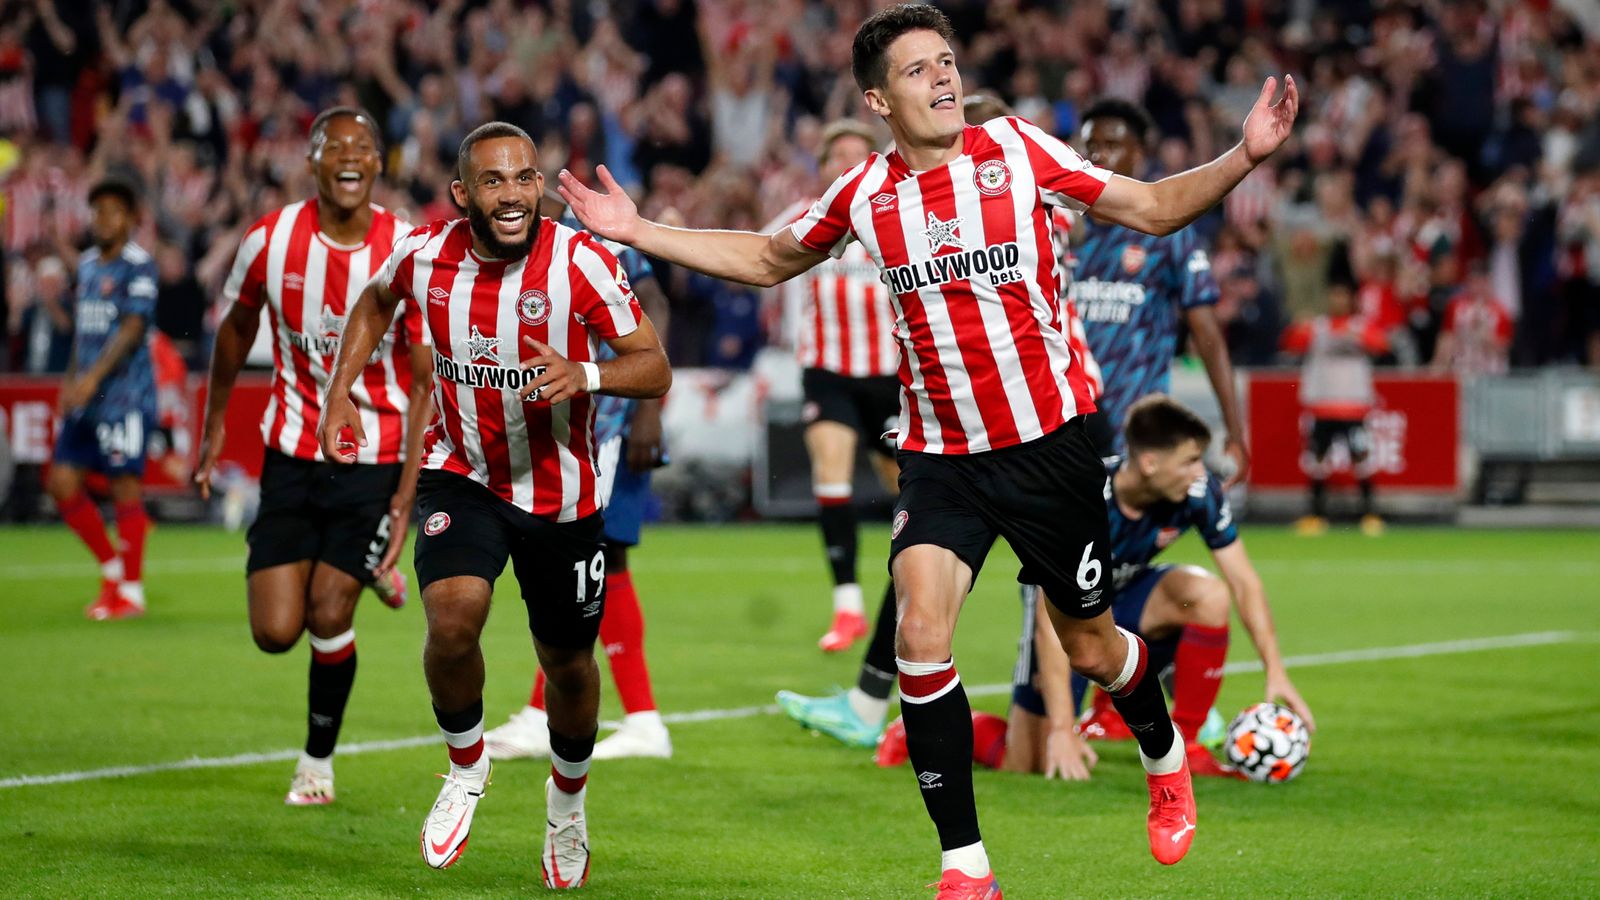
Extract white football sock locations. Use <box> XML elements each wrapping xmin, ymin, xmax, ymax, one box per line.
<box><xmin>101</xmin><ymin>558</ymin><xmax>124</xmax><ymax>582</ymax></box>
<box><xmin>847</xmin><ymin>688</ymin><xmax>888</xmax><ymax>725</ymax></box>
<box><xmin>941</xmin><ymin>841</ymin><xmax>990</xmax><ymax>878</ymax></box>
<box><xmin>298</xmin><ymin>750</ymin><xmax>333</xmax><ymax>773</ymax></box>
<box><xmin>118</xmin><ymin>582</ymin><xmax>145</xmax><ymax>607</ymax></box>
<box><xmin>1140</xmin><ymin>724</ymin><xmax>1186</xmax><ymax>776</ymax></box>
<box><xmin>832</xmin><ymin>582</ymin><xmax>864</xmax><ymax>615</ymax></box>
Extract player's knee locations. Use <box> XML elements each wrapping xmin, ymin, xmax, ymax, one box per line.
<box><xmin>539</xmin><ymin>649</ymin><xmax>595</xmax><ymax>694</ymax></box>
<box><xmin>425</xmin><ymin>606</ymin><xmax>483</xmax><ymax>656</ymax></box>
<box><xmin>1059</xmin><ymin>628</ymin><xmax>1118</xmax><ymax>684</ymax></box>
<box><xmin>45</xmin><ymin>467</ymin><xmax>77</xmax><ymax>501</ymax></box>
<box><xmin>1189</xmin><ymin>577</ymin><xmax>1231</xmax><ymax>627</ymax></box>
<box><xmin>251</xmin><ymin>625</ymin><xmax>299</xmax><ymax>654</ymax></box>
<box><xmin>895</xmin><ymin>613</ymin><xmax>954</xmax><ymax>662</ymax></box>
<box><xmin>305</xmin><ymin>595</ymin><xmax>355</xmax><ymax>638</ymax></box>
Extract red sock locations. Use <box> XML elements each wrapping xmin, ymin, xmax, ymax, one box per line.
<box><xmin>58</xmin><ymin>492</ymin><xmax>117</xmax><ymax>567</ymax></box>
<box><xmin>114</xmin><ymin>500</ymin><xmax>149</xmax><ymax>583</ymax></box>
<box><xmin>599</xmin><ymin>570</ymin><xmax>656</xmax><ymax>713</ymax></box>
<box><xmin>970</xmin><ymin>711</ymin><xmax>1009</xmax><ymax>770</ymax></box>
<box><xmin>1171</xmin><ymin>623</ymin><xmax>1229</xmax><ymax>742</ymax></box>
<box><xmin>530</xmin><ymin>672</ymin><xmax>546</xmax><ymax>711</ymax></box>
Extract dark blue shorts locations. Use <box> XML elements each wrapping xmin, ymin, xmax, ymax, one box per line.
<box><xmin>596</xmin><ymin>436</ymin><xmax>651</xmax><ymax>547</ymax></box>
<box><xmin>52</xmin><ymin>407</ymin><xmax>151</xmax><ymax>476</ymax></box>
<box><xmin>1011</xmin><ymin>565</ymin><xmax>1176</xmax><ymax>717</ymax></box>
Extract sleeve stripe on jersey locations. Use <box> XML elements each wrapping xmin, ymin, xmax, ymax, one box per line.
<box><xmin>572</xmin><ymin>241</ymin><xmax>642</xmax><ymax>338</ymax></box>
<box><xmin>790</xmin><ymin>159</ymin><xmax>870</xmax><ymax>254</ymax></box>
<box><xmin>221</xmin><ymin>224</ymin><xmax>271</xmax><ymax>307</ymax></box>
<box><xmin>1008</xmin><ymin>118</ymin><xmax>1111</xmax><ymax>212</ymax></box>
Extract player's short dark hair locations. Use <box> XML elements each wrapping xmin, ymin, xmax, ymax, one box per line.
<box><xmin>962</xmin><ymin>94</ymin><xmax>1014</xmax><ymax>125</ymax></box>
<box><xmin>851</xmin><ymin>3</ymin><xmax>956</xmax><ymax>92</ymax></box>
<box><xmin>309</xmin><ymin>106</ymin><xmax>382</xmax><ymax>154</ymax></box>
<box><xmin>87</xmin><ymin>177</ymin><xmax>141</xmax><ymax>213</ymax></box>
<box><xmin>1123</xmin><ymin>394</ymin><xmax>1212</xmax><ymax>455</ymax></box>
<box><xmin>1081</xmin><ymin>97</ymin><xmax>1156</xmax><ymax>145</ymax></box>
<box><xmin>457</xmin><ymin>121</ymin><xmax>535</xmax><ymax>181</ymax></box>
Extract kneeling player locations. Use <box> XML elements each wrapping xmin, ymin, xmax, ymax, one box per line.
<box><xmin>320</xmin><ymin>123</ymin><xmax>670</xmax><ymax>885</ymax></box>
<box><xmin>195</xmin><ymin>108</ymin><xmax>431</xmax><ymax>806</ymax></box>
<box><xmin>882</xmin><ymin>396</ymin><xmax>1316</xmax><ymax>777</ymax></box>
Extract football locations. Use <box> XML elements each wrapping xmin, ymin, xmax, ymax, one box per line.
<box><xmin>1225</xmin><ymin>702</ymin><xmax>1311</xmax><ymax>783</ymax></box>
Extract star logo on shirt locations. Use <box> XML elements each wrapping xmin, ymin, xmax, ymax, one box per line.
<box><xmin>464</xmin><ymin>324</ymin><xmax>501</xmax><ymax>363</ymax></box>
<box><xmin>923</xmin><ymin>211</ymin><xmax>965</xmax><ymax>254</ymax></box>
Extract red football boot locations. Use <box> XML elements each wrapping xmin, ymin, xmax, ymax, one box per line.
<box><xmin>874</xmin><ymin>716</ymin><xmax>909</xmax><ymax>768</ymax></box>
<box><xmin>85</xmin><ymin>581</ymin><xmax>143</xmax><ymax>620</ymax></box>
<box><xmin>1186</xmin><ymin>742</ymin><xmax>1245</xmax><ymax>780</ymax></box>
<box><xmin>930</xmin><ymin>869</ymin><xmax>1002</xmax><ymax>899</ymax></box>
<box><xmin>1146</xmin><ymin>756</ymin><xmax>1197</xmax><ymax>865</ymax></box>
<box><xmin>818</xmin><ymin>609</ymin><xmax>868</xmax><ymax>652</ymax></box>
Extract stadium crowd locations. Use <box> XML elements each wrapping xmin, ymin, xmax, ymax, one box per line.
<box><xmin>2</xmin><ymin>0</ymin><xmax>1598</xmax><ymax>377</ymax></box>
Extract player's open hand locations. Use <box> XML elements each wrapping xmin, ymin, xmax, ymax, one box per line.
<box><xmin>1241</xmin><ymin>75</ymin><xmax>1299</xmax><ymax>165</ymax></box>
<box><xmin>1266</xmin><ymin>672</ymin><xmax>1316</xmax><ymax>733</ymax></box>
<box><xmin>556</xmin><ymin>165</ymin><xmax>640</xmax><ymax>244</ymax></box>
<box><xmin>1043</xmin><ymin>726</ymin><xmax>1098</xmax><ymax>781</ymax></box>
<box><xmin>193</xmin><ymin>421</ymin><xmax>226</xmax><ymax>500</ymax></box>
<box><xmin>374</xmin><ymin>489</ymin><xmax>414</xmax><ymax>577</ymax></box>
<box><xmin>316</xmin><ymin>392</ymin><xmax>366</xmax><ymax>463</ymax></box>
<box><xmin>57</xmin><ymin>376</ymin><xmax>96</xmax><ymax>414</ymax></box>
<box><xmin>519</xmin><ymin>336</ymin><xmax>584</xmax><ymax>404</ymax></box>
<box><xmin>1222</xmin><ymin>436</ymin><xmax>1252</xmax><ymax>488</ymax></box>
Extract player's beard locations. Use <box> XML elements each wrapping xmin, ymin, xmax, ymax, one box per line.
<box><xmin>468</xmin><ymin>199</ymin><xmax>541</xmax><ymax>260</ymax></box>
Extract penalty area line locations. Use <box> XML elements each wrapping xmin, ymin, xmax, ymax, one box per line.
<box><xmin>0</xmin><ymin>629</ymin><xmax>1587</xmax><ymax>790</ymax></box>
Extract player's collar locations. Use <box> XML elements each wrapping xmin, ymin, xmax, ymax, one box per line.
<box><xmin>886</xmin><ymin>125</ymin><xmax>976</xmax><ymax>178</ymax></box>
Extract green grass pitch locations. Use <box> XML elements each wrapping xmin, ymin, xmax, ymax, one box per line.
<box><xmin>1</xmin><ymin>523</ymin><xmax>1597</xmax><ymax>897</ymax></box>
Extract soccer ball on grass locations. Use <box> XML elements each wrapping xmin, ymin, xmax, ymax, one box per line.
<box><xmin>1224</xmin><ymin>702</ymin><xmax>1310</xmax><ymax>783</ymax></box>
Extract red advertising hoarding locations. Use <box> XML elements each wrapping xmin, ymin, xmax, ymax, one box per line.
<box><xmin>0</xmin><ymin>374</ymin><xmax>275</xmax><ymax>493</ymax></box>
<box><xmin>1246</xmin><ymin>371</ymin><xmax>1459</xmax><ymax>492</ymax></box>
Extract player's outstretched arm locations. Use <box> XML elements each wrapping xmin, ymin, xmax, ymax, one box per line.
<box><xmin>1212</xmin><ymin>540</ymin><xmax>1316</xmax><ymax>731</ymax></box>
<box><xmin>194</xmin><ymin>301</ymin><xmax>264</xmax><ymax>498</ymax></box>
<box><xmin>319</xmin><ymin>280</ymin><xmax>403</xmax><ymax>462</ymax></box>
<box><xmin>1185</xmin><ymin>306</ymin><xmax>1251</xmax><ymax>485</ymax></box>
<box><xmin>557</xmin><ymin>165</ymin><xmax>827</xmax><ymax>287</ymax></box>
<box><xmin>1032</xmin><ymin>591</ymin><xmax>1099</xmax><ymax>781</ymax></box>
<box><xmin>518</xmin><ymin>315</ymin><xmax>671</xmax><ymax>405</ymax></box>
<box><xmin>1092</xmin><ymin>76</ymin><xmax>1298</xmax><ymax>236</ymax></box>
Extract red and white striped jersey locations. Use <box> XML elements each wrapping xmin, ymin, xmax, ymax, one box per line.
<box><xmin>1050</xmin><ymin>207</ymin><xmax>1103</xmax><ymax>402</ymax></box>
<box><xmin>767</xmin><ymin>200</ymin><xmax>898</xmax><ymax>377</ymax></box>
<box><xmin>790</xmin><ymin>117</ymin><xmax>1109</xmax><ymax>454</ymax></box>
<box><xmin>222</xmin><ymin>200</ymin><xmax>423</xmax><ymax>464</ymax></box>
<box><xmin>381</xmin><ymin>217</ymin><xmax>643</xmax><ymax>522</ymax></box>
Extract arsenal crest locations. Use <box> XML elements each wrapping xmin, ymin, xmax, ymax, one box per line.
<box><xmin>517</xmin><ymin>289</ymin><xmax>551</xmax><ymax>326</ymax></box>
<box><xmin>1121</xmin><ymin>245</ymin><xmax>1148</xmax><ymax>274</ymax></box>
<box><xmin>974</xmin><ymin>159</ymin><xmax>1012</xmax><ymax>196</ymax></box>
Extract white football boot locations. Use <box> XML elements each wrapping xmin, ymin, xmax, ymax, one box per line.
<box><xmin>284</xmin><ymin>755</ymin><xmax>335</xmax><ymax>806</ymax></box>
<box><xmin>541</xmin><ymin>777</ymin><xmax>590</xmax><ymax>888</ymax></box>
<box><xmin>483</xmin><ymin>706</ymin><xmax>551</xmax><ymax>759</ymax></box>
<box><xmin>591</xmin><ymin>712</ymin><xmax>672</xmax><ymax>760</ymax></box>
<box><xmin>419</xmin><ymin>761</ymin><xmax>490</xmax><ymax>869</ymax></box>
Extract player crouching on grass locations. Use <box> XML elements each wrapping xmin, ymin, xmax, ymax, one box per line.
<box><xmin>319</xmin><ymin>122</ymin><xmax>670</xmax><ymax>887</ymax></box>
<box><xmin>195</xmin><ymin>107</ymin><xmax>430</xmax><ymax>807</ymax></box>
<box><xmin>877</xmin><ymin>396</ymin><xmax>1317</xmax><ymax>780</ymax></box>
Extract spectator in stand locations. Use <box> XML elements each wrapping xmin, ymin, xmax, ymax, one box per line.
<box><xmin>8</xmin><ymin>254</ymin><xmax>72</xmax><ymax>373</ymax></box>
<box><xmin>1433</xmin><ymin>264</ymin><xmax>1514</xmax><ymax>378</ymax></box>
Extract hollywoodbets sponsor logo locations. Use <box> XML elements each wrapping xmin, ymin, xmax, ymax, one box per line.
<box><xmin>883</xmin><ymin>243</ymin><xmax>1022</xmax><ymax>294</ymax></box>
<box><xmin>433</xmin><ymin>349</ymin><xmax>546</xmax><ymax>393</ymax></box>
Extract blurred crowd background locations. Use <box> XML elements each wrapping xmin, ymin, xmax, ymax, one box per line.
<box><xmin>2</xmin><ymin>0</ymin><xmax>1599</xmax><ymax>379</ymax></box>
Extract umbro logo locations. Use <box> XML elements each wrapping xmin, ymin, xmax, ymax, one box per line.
<box><xmin>284</xmin><ymin>272</ymin><xmax>305</xmax><ymax>292</ymax></box>
<box><xmin>918</xmin><ymin>770</ymin><xmax>942</xmax><ymax>788</ymax></box>
<box><xmin>871</xmin><ymin>192</ymin><xmax>897</xmax><ymax>209</ymax></box>
<box><xmin>428</xmin><ymin>286</ymin><xmax>450</xmax><ymax>306</ymax></box>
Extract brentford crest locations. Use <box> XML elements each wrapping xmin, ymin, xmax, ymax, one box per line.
<box><xmin>973</xmin><ymin>159</ymin><xmax>1012</xmax><ymax>196</ymax></box>
<box><xmin>424</xmin><ymin>512</ymin><xmax>451</xmax><ymax>535</ymax></box>
<box><xmin>517</xmin><ymin>289</ymin><xmax>551</xmax><ymax>326</ymax></box>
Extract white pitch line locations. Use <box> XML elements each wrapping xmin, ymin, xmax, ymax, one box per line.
<box><xmin>2</xmin><ymin>630</ymin><xmax>1588</xmax><ymax>791</ymax></box>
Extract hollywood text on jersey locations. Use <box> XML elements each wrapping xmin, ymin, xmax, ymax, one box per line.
<box><xmin>882</xmin><ymin>241</ymin><xmax>1024</xmax><ymax>295</ymax></box>
<box><xmin>433</xmin><ymin>349</ymin><xmax>547</xmax><ymax>394</ymax></box>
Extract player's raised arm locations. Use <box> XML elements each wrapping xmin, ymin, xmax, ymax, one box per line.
<box><xmin>1210</xmin><ymin>540</ymin><xmax>1316</xmax><ymax>731</ymax></box>
<box><xmin>557</xmin><ymin>165</ymin><xmax>828</xmax><ymax>288</ymax></box>
<box><xmin>319</xmin><ymin>278</ymin><xmax>404</xmax><ymax>462</ymax></box>
<box><xmin>1092</xmin><ymin>76</ymin><xmax>1298</xmax><ymax>236</ymax></box>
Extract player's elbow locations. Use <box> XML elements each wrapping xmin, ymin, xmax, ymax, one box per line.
<box><xmin>641</xmin><ymin>351</ymin><xmax>672</xmax><ymax>398</ymax></box>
